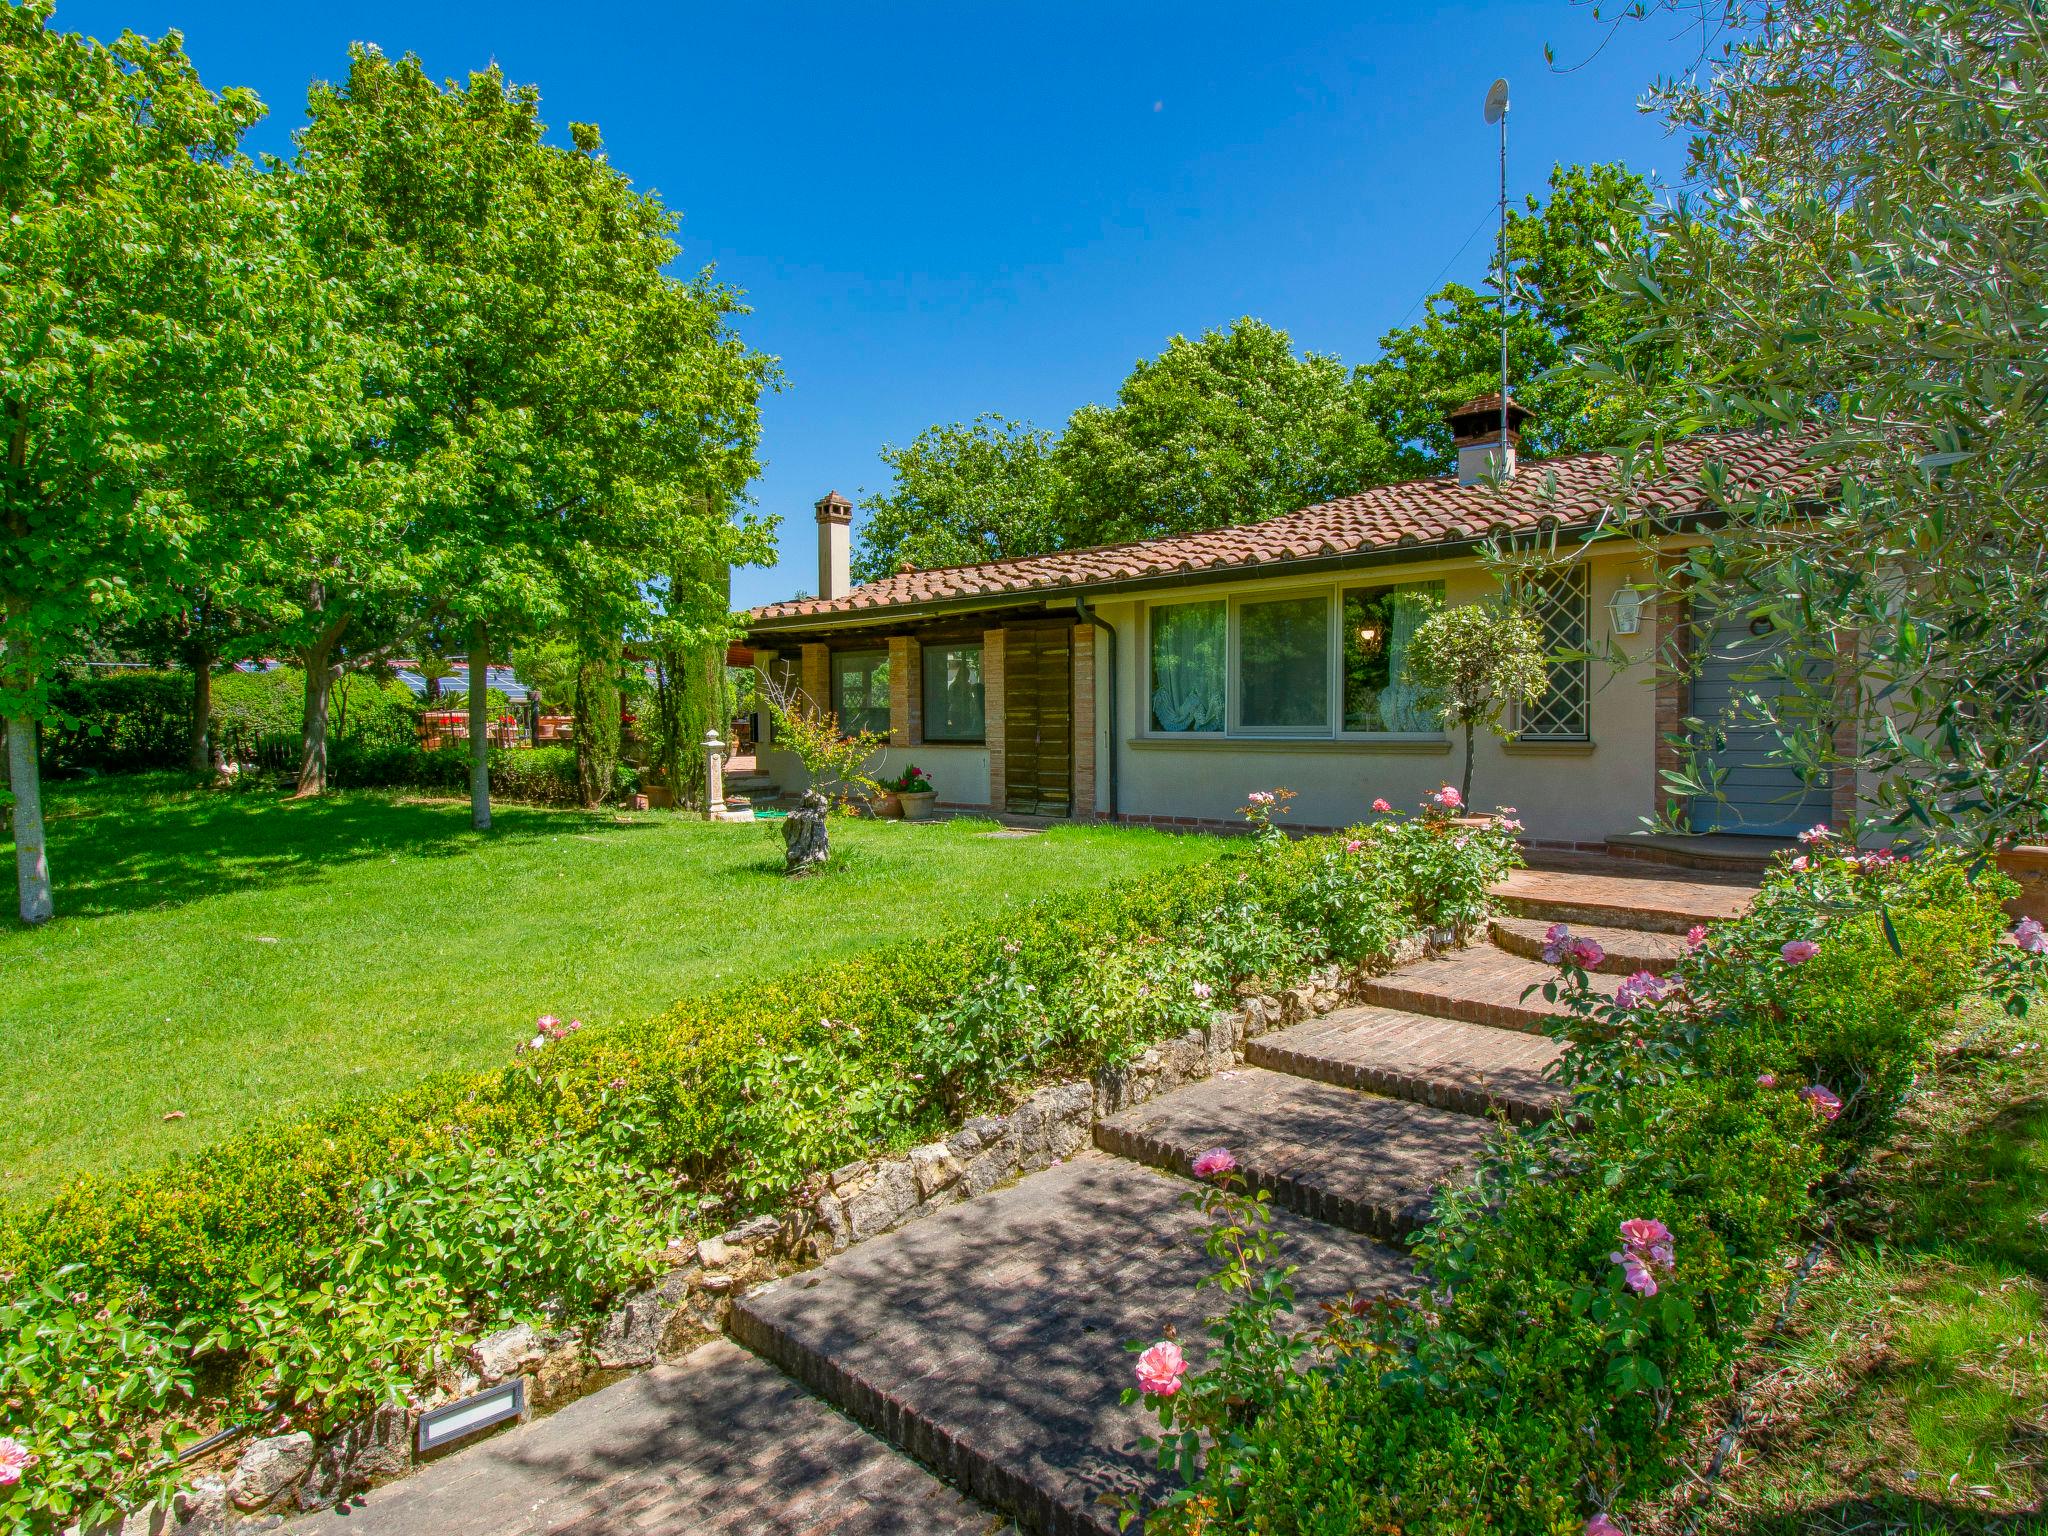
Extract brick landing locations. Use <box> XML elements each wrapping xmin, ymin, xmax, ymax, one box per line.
<box><xmin>287</xmin><ymin>1339</ymin><xmax>997</xmax><ymax>1536</ymax></box>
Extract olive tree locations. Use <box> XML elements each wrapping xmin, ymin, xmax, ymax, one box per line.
<box><xmin>1406</xmin><ymin>601</ymin><xmax>1547</xmax><ymax>808</ymax></box>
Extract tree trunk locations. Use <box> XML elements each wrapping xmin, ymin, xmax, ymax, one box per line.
<box><xmin>1461</xmin><ymin>720</ymin><xmax>1476</xmax><ymax>807</ymax></box>
<box><xmin>296</xmin><ymin>602</ymin><xmax>350</xmax><ymax>797</ymax></box>
<box><xmin>7</xmin><ymin>717</ymin><xmax>52</xmax><ymax>924</ymax></box>
<box><xmin>187</xmin><ymin>652</ymin><xmax>217</xmax><ymax>776</ymax></box>
<box><xmin>425</xmin><ymin>674</ymin><xmax>440</xmax><ymax>702</ymax></box>
<box><xmin>468</xmin><ymin>620</ymin><xmax>492</xmax><ymax>832</ymax></box>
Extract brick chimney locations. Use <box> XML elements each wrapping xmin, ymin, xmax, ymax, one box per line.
<box><xmin>815</xmin><ymin>490</ymin><xmax>852</xmax><ymax>600</ymax></box>
<box><xmin>1446</xmin><ymin>394</ymin><xmax>1533</xmax><ymax>486</ymax></box>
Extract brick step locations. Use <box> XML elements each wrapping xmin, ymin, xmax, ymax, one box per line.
<box><xmin>286</xmin><ymin>1338</ymin><xmax>993</xmax><ymax>1535</ymax></box>
<box><xmin>1604</xmin><ymin>833</ymin><xmax>1791</xmax><ymax>875</ymax></box>
<box><xmin>1354</xmin><ymin>948</ymin><xmax>1613</xmax><ymax>1034</ymax></box>
<box><xmin>1490</xmin><ymin>867</ymin><xmax>1753</xmax><ymax>936</ymax></box>
<box><xmin>1092</xmin><ymin>1066</ymin><xmax>1492</xmax><ymax>1238</ymax></box>
<box><xmin>1488</xmin><ymin>916</ymin><xmax>1688</xmax><ymax>976</ymax></box>
<box><xmin>730</xmin><ymin>1154</ymin><xmax>1409</xmax><ymax>1536</ymax></box>
<box><xmin>1248</xmin><ymin>1004</ymin><xmax>1564</xmax><ymax>1124</ymax></box>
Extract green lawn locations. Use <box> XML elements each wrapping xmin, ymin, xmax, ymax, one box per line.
<box><xmin>0</xmin><ymin>775</ymin><xmax>1223</xmax><ymax>1204</ymax></box>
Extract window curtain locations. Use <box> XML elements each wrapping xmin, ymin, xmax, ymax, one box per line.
<box><xmin>1376</xmin><ymin>590</ymin><xmax>1437</xmax><ymax>731</ymax></box>
<box><xmin>1149</xmin><ymin>602</ymin><xmax>1225</xmax><ymax>732</ymax></box>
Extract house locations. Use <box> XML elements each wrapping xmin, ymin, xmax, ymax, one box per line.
<box><xmin>741</xmin><ymin>397</ymin><xmax>1845</xmax><ymax>850</ymax></box>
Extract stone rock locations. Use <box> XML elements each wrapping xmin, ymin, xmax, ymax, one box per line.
<box><xmin>843</xmin><ymin>1157</ymin><xmax>918</xmax><ymax>1241</ymax></box>
<box><xmin>695</xmin><ymin>1236</ymin><xmax>735</xmax><ymax>1269</ymax></box>
<box><xmin>721</xmin><ymin>1214</ymin><xmax>781</xmax><ymax>1246</ymax></box>
<box><xmin>908</xmin><ymin>1141</ymin><xmax>962</xmax><ymax>1199</ymax></box>
<box><xmin>530</xmin><ymin>1341</ymin><xmax>589</xmax><ymax>1410</ymax></box>
<box><xmin>228</xmin><ymin>1432</ymin><xmax>314</xmax><ymax>1512</ymax></box>
<box><xmin>471</xmin><ymin>1322</ymin><xmax>545</xmax><ymax>1385</ymax></box>
<box><xmin>829</xmin><ymin>1159</ymin><xmax>872</xmax><ymax>1190</ymax></box>
<box><xmin>593</xmin><ymin>1272</ymin><xmax>690</xmax><ymax>1369</ymax></box>
<box><xmin>170</xmin><ymin>1474</ymin><xmax>230</xmax><ymax>1536</ymax></box>
<box><xmin>298</xmin><ymin>1403</ymin><xmax>410</xmax><ymax>1510</ymax></box>
<box><xmin>960</xmin><ymin>1142</ymin><xmax>1015</xmax><ymax>1199</ymax></box>
<box><xmin>813</xmin><ymin>1192</ymin><xmax>852</xmax><ymax>1250</ymax></box>
<box><xmin>783</xmin><ymin>790</ymin><xmax>830</xmax><ymax>875</ymax></box>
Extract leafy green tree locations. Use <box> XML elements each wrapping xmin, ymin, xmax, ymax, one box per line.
<box><xmin>1359</xmin><ymin>162</ymin><xmax>1670</xmax><ymax>472</ymax></box>
<box><xmin>1406</xmin><ymin>601</ymin><xmax>1547</xmax><ymax>807</ymax></box>
<box><xmin>854</xmin><ymin>416</ymin><xmax>1064</xmax><ymax>582</ymax></box>
<box><xmin>0</xmin><ymin>1</ymin><xmax>289</xmax><ymax>922</ymax></box>
<box><xmin>1056</xmin><ymin>318</ymin><xmax>1399</xmax><ymax>544</ymax></box>
<box><xmin>289</xmin><ymin>52</ymin><xmax>771</xmax><ymax>825</ymax></box>
<box><xmin>1592</xmin><ymin>0</ymin><xmax>2048</xmax><ymax>845</ymax></box>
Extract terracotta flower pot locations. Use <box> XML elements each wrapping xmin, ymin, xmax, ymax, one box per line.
<box><xmin>898</xmin><ymin>790</ymin><xmax>938</xmax><ymax>822</ymax></box>
<box><xmin>1996</xmin><ymin>844</ymin><xmax>2048</xmax><ymax>922</ymax></box>
<box><xmin>876</xmin><ymin>791</ymin><xmax>903</xmax><ymax>819</ymax></box>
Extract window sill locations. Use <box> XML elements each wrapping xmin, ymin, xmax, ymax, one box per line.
<box><xmin>1127</xmin><ymin>737</ymin><xmax>1451</xmax><ymax>755</ymax></box>
<box><xmin>1501</xmin><ymin>739</ymin><xmax>1597</xmax><ymax>756</ymax></box>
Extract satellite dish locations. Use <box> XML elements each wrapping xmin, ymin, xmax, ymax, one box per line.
<box><xmin>1484</xmin><ymin>77</ymin><xmax>1510</xmax><ymax>125</ymax></box>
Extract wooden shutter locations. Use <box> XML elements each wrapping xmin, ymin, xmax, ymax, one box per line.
<box><xmin>1004</xmin><ymin>628</ymin><xmax>1072</xmax><ymax>816</ymax></box>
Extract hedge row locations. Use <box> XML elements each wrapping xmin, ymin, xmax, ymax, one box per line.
<box><xmin>1139</xmin><ymin>841</ymin><xmax>2041</xmax><ymax>1534</ymax></box>
<box><xmin>42</xmin><ymin>669</ymin><xmax>422</xmax><ymax>776</ymax></box>
<box><xmin>0</xmin><ymin>806</ymin><xmax>1520</xmax><ymax>1534</ymax></box>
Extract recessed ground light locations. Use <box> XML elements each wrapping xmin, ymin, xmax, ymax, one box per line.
<box><xmin>417</xmin><ymin>1380</ymin><xmax>525</xmax><ymax>1454</ymax></box>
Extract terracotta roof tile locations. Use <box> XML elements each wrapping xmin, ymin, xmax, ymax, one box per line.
<box><xmin>747</xmin><ymin>433</ymin><xmax>1820</xmax><ymax>627</ymax></box>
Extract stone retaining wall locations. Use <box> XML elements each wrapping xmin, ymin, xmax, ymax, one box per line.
<box><xmin>139</xmin><ymin>927</ymin><xmax>1457</xmax><ymax>1535</ymax></box>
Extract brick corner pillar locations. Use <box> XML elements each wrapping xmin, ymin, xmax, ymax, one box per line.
<box><xmin>983</xmin><ymin>628</ymin><xmax>1007</xmax><ymax>811</ymax></box>
<box><xmin>1650</xmin><ymin>559</ymin><xmax>1692</xmax><ymax>829</ymax></box>
<box><xmin>751</xmin><ymin>649</ymin><xmax>778</xmax><ymax>749</ymax></box>
<box><xmin>1830</xmin><ymin>628</ymin><xmax>1862</xmax><ymax>833</ymax></box>
<box><xmin>888</xmin><ymin>636</ymin><xmax>920</xmax><ymax>746</ymax></box>
<box><xmin>800</xmin><ymin>643</ymin><xmax>830</xmax><ymax>719</ymax></box>
<box><xmin>1071</xmin><ymin>622</ymin><xmax>1097</xmax><ymax>820</ymax></box>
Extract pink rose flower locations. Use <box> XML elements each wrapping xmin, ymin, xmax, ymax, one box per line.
<box><xmin>1371</xmin><ymin>797</ymin><xmax>1394</xmax><ymax>813</ymax></box>
<box><xmin>1614</xmin><ymin>970</ymin><xmax>1673</xmax><ymax>1011</ymax></box>
<box><xmin>1789</xmin><ymin>855</ymin><xmax>1810</xmax><ymax>872</ymax></box>
<box><xmin>2014</xmin><ymin>917</ymin><xmax>2047</xmax><ymax>955</ymax></box>
<box><xmin>1617</xmin><ymin>1217</ymin><xmax>1673</xmax><ymax>1253</ymax></box>
<box><xmin>0</xmin><ymin>1437</ymin><xmax>32</xmax><ymax>1486</ymax></box>
<box><xmin>1781</xmin><ymin>940</ymin><xmax>1819</xmax><ymax>966</ymax></box>
<box><xmin>1247</xmin><ymin>790</ymin><xmax>1275</xmax><ymax>805</ymax></box>
<box><xmin>1800</xmin><ymin>1084</ymin><xmax>1843</xmax><ymax>1121</ymax></box>
<box><xmin>1345</xmin><ymin>839</ymin><xmax>1365</xmax><ymax>853</ymax></box>
<box><xmin>1191</xmin><ymin>1147</ymin><xmax>1237</xmax><ymax>1180</ymax></box>
<box><xmin>1685</xmin><ymin>924</ymin><xmax>1708</xmax><ymax>952</ymax></box>
<box><xmin>1134</xmin><ymin>1339</ymin><xmax>1187</xmax><ymax>1397</ymax></box>
<box><xmin>1430</xmin><ymin>785</ymin><xmax>1463</xmax><ymax>809</ymax></box>
<box><xmin>1756</xmin><ymin>1073</ymin><xmax>1777</xmax><ymax>1088</ymax></box>
<box><xmin>1614</xmin><ymin>1252</ymin><xmax>1659</xmax><ymax>1295</ymax></box>
<box><xmin>1569</xmin><ymin>936</ymin><xmax>1606</xmax><ymax>969</ymax></box>
<box><xmin>1585</xmin><ymin>1518</ymin><xmax>1623</xmax><ymax>1536</ymax></box>
<box><xmin>1797</xmin><ymin>823</ymin><xmax>1833</xmax><ymax>845</ymax></box>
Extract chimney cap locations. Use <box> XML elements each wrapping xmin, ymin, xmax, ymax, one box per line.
<box><xmin>814</xmin><ymin>490</ymin><xmax>853</xmax><ymax>524</ymax></box>
<box><xmin>1446</xmin><ymin>393</ymin><xmax>1534</xmax><ymax>447</ymax></box>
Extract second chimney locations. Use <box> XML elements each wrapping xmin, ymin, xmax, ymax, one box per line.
<box><xmin>1446</xmin><ymin>393</ymin><xmax>1533</xmax><ymax>486</ymax></box>
<box><xmin>815</xmin><ymin>490</ymin><xmax>852</xmax><ymax>600</ymax></box>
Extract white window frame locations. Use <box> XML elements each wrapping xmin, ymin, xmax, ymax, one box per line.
<box><xmin>1334</xmin><ymin>578</ymin><xmax>1449</xmax><ymax>743</ymax></box>
<box><xmin>1135</xmin><ymin>578</ymin><xmax>1451</xmax><ymax>744</ymax></box>
<box><xmin>1229</xmin><ymin>587</ymin><xmax>1335</xmax><ymax>738</ymax></box>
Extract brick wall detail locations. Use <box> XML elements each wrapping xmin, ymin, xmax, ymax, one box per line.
<box><xmin>1072</xmin><ymin>623</ymin><xmax>1096</xmax><ymax>819</ymax></box>
<box><xmin>1651</xmin><ymin>560</ymin><xmax>1692</xmax><ymax>829</ymax></box>
<box><xmin>983</xmin><ymin>628</ymin><xmax>1007</xmax><ymax>812</ymax></box>
<box><xmin>888</xmin><ymin>636</ymin><xmax>920</xmax><ymax>746</ymax></box>
<box><xmin>800</xmin><ymin>644</ymin><xmax>830</xmax><ymax>721</ymax></box>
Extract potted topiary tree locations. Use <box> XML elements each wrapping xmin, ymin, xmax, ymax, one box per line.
<box><xmin>1405</xmin><ymin>599</ymin><xmax>1548</xmax><ymax>808</ymax></box>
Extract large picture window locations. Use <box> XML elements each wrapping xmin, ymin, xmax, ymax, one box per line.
<box><xmin>831</xmin><ymin>649</ymin><xmax>891</xmax><ymax>738</ymax></box>
<box><xmin>1237</xmin><ymin>594</ymin><xmax>1330</xmax><ymax>732</ymax></box>
<box><xmin>1149</xmin><ymin>601</ymin><xmax>1225</xmax><ymax>732</ymax></box>
<box><xmin>1342</xmin><ymin>582</ymin><xmax>1441</xmax><ymax>732</ymax></box>
<box><xmin>921</xmin><ymin>644</ymin><xmax>985</xmax><ymax>741</ymax></box>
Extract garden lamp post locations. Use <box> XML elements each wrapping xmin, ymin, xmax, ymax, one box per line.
<box><xmin>703</xmin><ymin>728</ymin><xmax>727</xmax><ymax>820</ymax></box>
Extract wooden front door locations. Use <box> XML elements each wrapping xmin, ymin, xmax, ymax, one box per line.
<box><xmin>1004</xmin><ymin>628</ymin><xmax>1072</xmax><ymax>816</ymax></box>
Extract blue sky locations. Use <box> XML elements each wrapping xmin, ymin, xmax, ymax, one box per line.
<box><xmin>63</xmin><ymin>1</ymin><xmax>1700</xmax><ymax>610</ymax></box>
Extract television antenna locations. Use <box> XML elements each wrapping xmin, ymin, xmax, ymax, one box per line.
<box><xmin>1484</xmin><ymin>77</ymin><xmax>1510</xmax><ymax>465</ymax></box>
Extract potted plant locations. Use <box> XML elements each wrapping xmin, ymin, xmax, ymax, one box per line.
<box><xmin>884</xmin><ymin>764</ymin><xmax>938</xmax><ymax>821</ymax></box>
<box><xmin>1998</xmin><ymin>818</ymin><xmax>2048</xmax><ymax>922</ymax></box>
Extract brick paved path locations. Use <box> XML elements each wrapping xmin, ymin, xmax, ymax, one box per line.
<box><xmin>292</xmin><ymin>865</ymin><xmax>1747</xmax><ymax>1536</ymax></box>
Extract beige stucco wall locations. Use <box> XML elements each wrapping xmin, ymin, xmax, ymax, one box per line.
<box><xmin>760</xmin><ymin>742</ymin><xmax>993</xmax><ymax>808</ymax></box>
<box><xmin>1091</xmin><ymin>547</ymin><xmax>1664</xmax><ymax>848</ymax></box>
